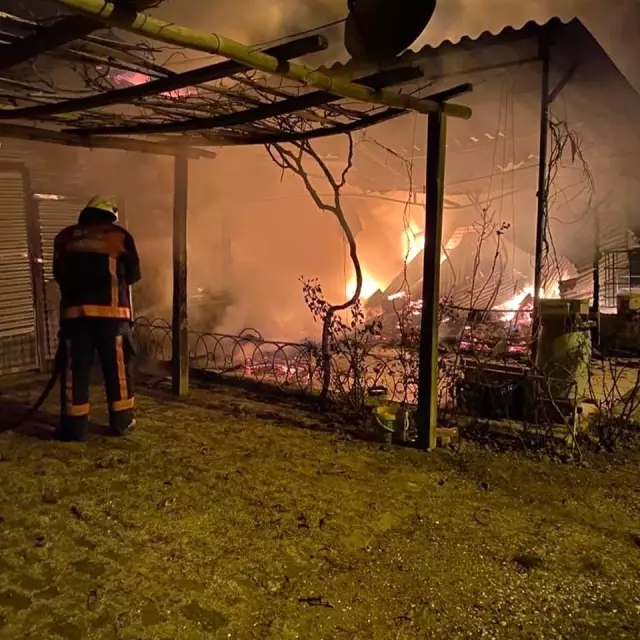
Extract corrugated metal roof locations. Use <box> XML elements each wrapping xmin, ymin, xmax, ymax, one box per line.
<box><xmin>324</xmin><ymin>17</ymin><xmax>570</xmax><ymax>78</ymax></box>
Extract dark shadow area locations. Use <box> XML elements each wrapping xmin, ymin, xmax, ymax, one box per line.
<box><xmin>138</xmin><ymin>362</ymin><xmax>322</xmax><ymax>407</ymax></box>
<box><xmin>0</xmin><ymin>398</ymin><xmax>56</xmax><ymax>440</ymax></box>
<box><xmin>136</xmin><ymin>372</ymin><xmax>385</xmax><ymax>445</ymax></box>
<box><xmin>0</xmin><ymin>398</ymin><xmax>111</xmax><ymax>440</ymax></box>
<box><xmin>0</xmin><ymin>394</ymin><xmax>117</xmax><ymax>441</ymax></box>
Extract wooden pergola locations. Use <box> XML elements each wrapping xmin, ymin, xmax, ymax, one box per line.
<box><xmin>0</xmin><ymin>0</ymin><xmax>475</xmax><ymax>449</ymax></box>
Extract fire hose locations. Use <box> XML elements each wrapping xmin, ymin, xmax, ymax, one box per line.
<box><xmin>0</xmin><ymin>336</ymin><xmax>64</xmax><ymax>435</ymax></box>
<box><xmin>1</xmin><ymin>290</ymin><xmax>134</xmax><ymax>436</ymax></box>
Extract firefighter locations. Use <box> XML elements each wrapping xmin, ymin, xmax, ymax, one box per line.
<box><xmin>53</xmin><ymin>195</ymin><xmax>141</xmax><ymax>441</ymax></box>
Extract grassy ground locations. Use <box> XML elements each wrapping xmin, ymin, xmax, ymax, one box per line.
<box><xmin>0</xmin><ymin>375</ymin><xmax>639</xmax><ymax>640</ymax></box>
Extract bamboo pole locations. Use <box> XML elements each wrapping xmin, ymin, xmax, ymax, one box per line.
<box><xmin>53</xmin><ymin>0</ymin><xmax>472</xmax><ymax>120</ymax></box>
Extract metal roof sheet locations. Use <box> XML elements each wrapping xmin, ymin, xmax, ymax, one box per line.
<box><xmin>323</xmin><ymin>17</ymin><xmax>571</xmax><ymax>78</ymax></box>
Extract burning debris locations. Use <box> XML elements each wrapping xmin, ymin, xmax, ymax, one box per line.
<box><xmin>112</xmin><ymin>71</ymin><xmax>197</xmax><ymax>99</ymax></box>
<box><xmin>354</xmin><ymin>223</ymin><xmax>575</xmax><ymax>358</ymax></box>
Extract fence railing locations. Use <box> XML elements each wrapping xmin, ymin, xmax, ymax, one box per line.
<box><xmin>133</xmin><ymin>317</ymin><xmax>640</xmax><ymax>451</ymax></box>
<box><xmin>133</xmin><ymin>317</ymin><xmax>418</xmax><ymax>404</ymax></box>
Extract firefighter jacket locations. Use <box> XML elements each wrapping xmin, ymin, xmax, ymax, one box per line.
<box><xmin>53</xmin><ymin>213</ymin><xmax>141</xmax><ymax>321</ymax></box>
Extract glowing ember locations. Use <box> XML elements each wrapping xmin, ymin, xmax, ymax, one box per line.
<box><xmin>112</xmin><ymin>71</ymin><xmax>196</xmax><ymax>98</ymax></box>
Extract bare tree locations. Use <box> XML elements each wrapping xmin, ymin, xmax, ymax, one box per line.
<box><xmin>266</xmin><ymin>134</ymin><xmax>363</xmax><ymax>400</ymax></box>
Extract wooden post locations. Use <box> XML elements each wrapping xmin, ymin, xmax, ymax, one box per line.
<box><xmin>172</xmin><ymin>148</ymin><xmax>189</xmax><ymax>396</ymax></box>
<box><xmin>416</xmin><ymin>110</ymin><xmax>448</xmax><ymax>451</ymax></box>
<box><xmin>532</xmin><ymin>37</ymin><xmax>551</xmax><ymax>358</ymax></box>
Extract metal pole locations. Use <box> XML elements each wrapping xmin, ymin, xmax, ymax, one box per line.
<box><xmin>172</xmin><ymin>148</ymin><xmax>189</xmax><ymax>396</ymax></box>
<box><xmin>416</xmin><ymin>110</ymin><xmax>447</xmax><ymax>451</ymax></box>
<box><xmin>532</xmin><ymin>37</ymin><xmax>550</xmax><ymax>358</ymax></box>
<box><xmin>592</xmin><ymin>209</ymin><xmax>601</xmax><ymax>313</ymax></box>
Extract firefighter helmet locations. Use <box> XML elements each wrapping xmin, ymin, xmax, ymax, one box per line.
<box><xmin>85</xmin><ymin>195</ymin><xmax>119</xmax><ymax>221</ymax></box>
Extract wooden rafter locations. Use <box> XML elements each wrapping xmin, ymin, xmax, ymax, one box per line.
<box><xmin>0</xmin><ymin>121</ymin><xmax>218</xmax><ymax>157</ymax></box>
<box><xmin>53</xmin><ymin>0</ymin><xmax>472</xmax><ymax>120</ymax></box>
<box><xmin>0</xmin><ymin>35</ymin><xmax>329</xmax><ymax>120</ymax></box>
<box><xmin>69</xmin><ymin>67</ymin><xmax>426</xmax><ymax>136</ymax></box>
<box><xmin>0</xmin><ymin>1</ymin><xmax>473</xmax><ymax>154</ymax></box>
<box><xmin>0</xmin><ymin>0</ymin><xmax>158</xmax><ymax>72</ymax></box>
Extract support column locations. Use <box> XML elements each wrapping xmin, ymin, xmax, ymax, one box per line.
<box><xmin>416</xmin><ymin>110</ymin><xmax>447</xmax><ymax>451</ymax></box>
<box><xmin>592</xmin><ymin>210</ymin><xmax>601</xmax><ymax>313</ymax></box>
<box><xmin>532</xmin><ymin>37</ymin><xmax>551</xmax><ymax>357</ymax></box>
<box><xmin>172</xmin><ymin>148</ymin><xmax>189</xmax><ymax>396</ymax></box>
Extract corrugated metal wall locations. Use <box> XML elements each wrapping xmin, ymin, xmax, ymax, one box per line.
<box><xmin>0</xmin><ymin>139</ymin><xmax>107</xmax><ymax>372</ymax></box>
<box><xmin>0</xmin><ymin>167</ymin><xmax>38</xmax><ymax>374</ymax></box>
<box><xmin>35</xmin><ymin>197</ymin><xmax>85</xmax><ymax>359</ymax></box>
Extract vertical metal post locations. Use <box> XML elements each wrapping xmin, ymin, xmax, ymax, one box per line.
<box><xmin>532</xmin><ymin>37</ymin><xmax>551</xmax><ymax>357</ymax></box>
<box><xmin>592</xmin><ymin>251</ymin><xmax>601</xmax><ymax>312</ymax></box>
<box><xmin>416</xmin><ymin>111</ymin><xmax>447</xmax><ymax>451</ymax></box>
<box><xmin>592</xmin><ymin>210</ymin><xmax>601</xmax><ymax>313</ymax></box>
<box><xmin>172</xmin><ymin>148</ymin><xmax>189</xmax><ymax>396</ymax></box>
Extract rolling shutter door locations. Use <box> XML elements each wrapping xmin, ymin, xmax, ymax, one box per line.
<box><xmin>0</xmin><ymin>170</ymin><xmax>38</xmax><ymax>374</ymax></box>
<box><xmin>37</xmin><ymin>198</ymin><xmax>81</xmax><ymax>359</ymax></box>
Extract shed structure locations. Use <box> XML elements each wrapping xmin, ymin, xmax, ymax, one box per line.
<box><xmin>0</xmin><ymin>0</ymin><xmax>475</xmax><ymax>448</ymax></box>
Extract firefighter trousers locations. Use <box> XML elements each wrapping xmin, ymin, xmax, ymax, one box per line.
<box><xmin>57</xmin><ymin>318</ymin><xmax>135</xmax><ymax>441</ymax></box>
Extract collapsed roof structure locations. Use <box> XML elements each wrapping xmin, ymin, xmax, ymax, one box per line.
<box><xmin>330</xmin><ymin>18</ymin><xmax>640</xmax><ymax>315</ymax></box>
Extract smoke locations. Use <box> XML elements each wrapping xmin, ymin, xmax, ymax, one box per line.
<box><xmin>154</xmin><ymin>0</ymin><xmax>345</xmax><ymax>55</ymax></box>
<box><xmin>76</xmin><ymin>0</ymin><xmax>638</xmax><ymax>342</ymax></box>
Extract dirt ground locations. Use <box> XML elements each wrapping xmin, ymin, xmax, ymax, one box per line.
<box><xmin>0</xmin><ymin>375</ymin><xmax>639</xmax><ymax>640</ymax></box>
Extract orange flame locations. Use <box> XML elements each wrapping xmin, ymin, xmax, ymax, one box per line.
<box><xmin>496</xmin><ymin>281</ymin><xmax>562</xmax><ymax>321</ymax></box>
<box><xmin>345</xmin><ymin>271</ymin><xmax>382</xmax><ymax>300</ymax></box>
<box><xmin>402</xmin><ymin>222</ymin><xmax>424</xmax><ymax>264</ymax></box>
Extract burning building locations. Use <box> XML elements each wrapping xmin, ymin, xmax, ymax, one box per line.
<box><xmin>315</xmin><ymin>17</ymin><xmax>640</xmax><ymax>342</ymax></box>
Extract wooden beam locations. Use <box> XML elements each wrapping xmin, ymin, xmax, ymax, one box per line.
<box><xmin>187</xmin><ymin>83</ymin><xmax>473</xmax><ymax>147</ymax></box>
<box><xmin>69</xmin><ymin>66</ymin><xmax>425</xmax><ymax>136</ymax></box>
<box><xmin>0</xmin><ymin>15</ymin><xmax>100</xmax><ymax>71</ymax></box>
<box><xmin>416</xmin><ymin>110</ymin><xmax>448</xmax><ymax>451</ymax></box>
<box><xmin>0</xmin><ymin>35</ymin><xmax>329</xmax><ymax>121</ymax></box>
<box><xmin>0</xmin><ymin>122</ymin><xmax>217</xmax><ymax>158</ymax></box>
<box><xmin>171</xmin><ymin>147</ymin><xmax>190</xmax><ymax>397</ymax></box>
<box><xmin>532</xmin><ymin>37</ymin><xmax>551</xmax><ymax>360</ymax></box>
<box><xmin>0</xmin><ymin>1</ymin><xmax>158</xmax><ymax>72</ymax></box>
<box><xmin>53</xmin><ymin>0</ymin><xmax>472</xmax><ymax>119</ymax></box>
